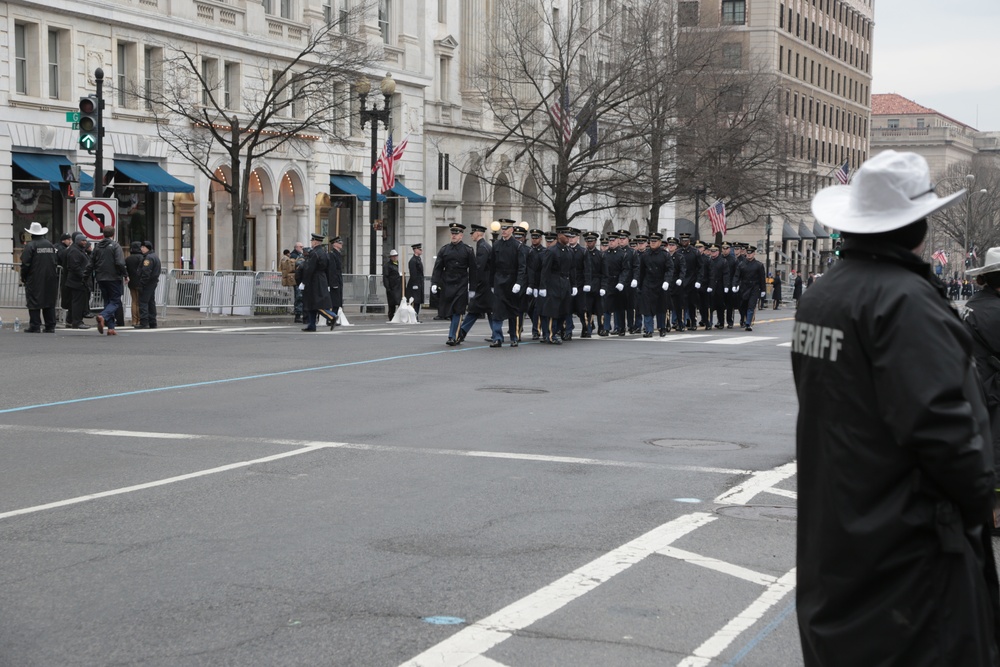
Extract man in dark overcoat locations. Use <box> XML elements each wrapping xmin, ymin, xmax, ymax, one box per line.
<box><xmin>298</xmin><ymin>233</ymin><xmax>331</xmax><ymax>332</ymax></box>
<box><xmin>457</xmin><ymin>224</ymin><xmax>492</xmax><ymax>343</ymax></box>
<box><xmin>64</xmin><ymin>233</ymin><xmax>92</xmax><ymax>329</ymax></box>
<box><xmin>407</xmin><ymin>243</ymin><xmax>424</xmax><ymax>321</ymax></box>
<box><xmin>431</xmin><ymin>223</ymin><xmax>477</xmax><ymax>346</ymax></box>
<box><xmin>19</xmin><ymin>222</ymin><xmax>59</xmax><ymax>333</ymax></box>
<box><xmin>638</xmin><ymin>233</ymin><xmax>676</xmax><ymax>337</ymax></box>
<box><xmin>733</xmin><ymin>245</ymin><xmax>766</xmax><ymax>331</ymax></box>
<box><xmin>674</xmin><ymin>232</ymin><xmax>699</xmax><ymax>330</ymax></box>
<box><xmin>486</xmin><ymin>220</ymin><xmax>527</xmax><ymax>347</ymax></box>
<box><xmin>707</xmin><ymin>244</ymin><xmax>730</xmax><ymax>329</ymax></box>
<box><xmin>581</xmin><ymin>232</ymin><xmax>603</xmax><ymax>337</ymax></box>
<box><xmin>383</xmin><ymin>249</ymin><xmax>402</xmax><ymax>321</ymax></box>
<box><xmin>326</xmin><ymin>236</ymin><xmax>344</xmax><ymax>329</ymax></box>
<box><xmin>524</xmin><ymin>229</ymin><xmax>547</xmax><ymax>340</ymax></box>
<box><xmin>539</xmin><ymin>227</ymin><xmax>576</xmax><ymax>344</ymax></box>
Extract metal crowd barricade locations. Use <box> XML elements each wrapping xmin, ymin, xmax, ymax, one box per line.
<box><xmin>0</xmin><ymin>263</ymin><xmax>25</xmax><ymax>308</ymax></box>
<box><xmin>252</xmin><ymin>271</ymin><xmax>293</xmax><ymax>315</ymax></box>
<box><xmin>164</xmin><ymin>269</ymin><xmax>213</xmax><ymax>316</ymax></box>
<box><xmin>342</xmin><ymin>274</ymin><xmax>373</xmax><ymax>311</ymax></box>
<box><xmin>204</xmin><ymin>270</ymin><xmax>256</xmax><ymax>316</ymax></box>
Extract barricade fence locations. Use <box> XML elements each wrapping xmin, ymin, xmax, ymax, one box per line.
<box><xmin>0</xmin><ymin>263</ymin><xmax>419</xmax><ymax>317</ymax></box>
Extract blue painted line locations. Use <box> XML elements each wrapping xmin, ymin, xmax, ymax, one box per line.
<box><xmin>673</xmin><ymin>498</ymin><xmax>702</xmax><ymax>503</ymax></box>
<box><xmin>422</xmin><ymin>616</ymin><xmax>465</xmax><ymax>625</ymax></box>
<box><xmin>724</xmin><ymin>599</ymin><xmax>796</xmax><ymax>666</ymax></box>
<box><xmin>0</xmin><ymin>345</ymin><xmax>487</xmax><ymax>415</ymax></box>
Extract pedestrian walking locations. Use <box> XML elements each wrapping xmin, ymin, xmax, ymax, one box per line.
<box><xmin>64</xmin><ymin>233</ymin><xmax>92</xmax><ymax>330</ymax></box>
<box><xmin>792</xmin><ymin>271</ymin><xmax>803</xmax><ymax>303</ymax></box>
<box><xmin>733</xmin><ymin>246</ymin><xmax>765</xmax><ymax>331</ymax></box>
<box><xmin>407</xmin><ymin>243</ymin><xmax>424</xmax><ymax>321</ymax></box>
<box><xmin>457</xmin><ymin>224</ymin><xmax>491</xmax><ymax>343</ymax></box>
<box><xmin>486</xmin><ymin>220</ymin><xmax>526</xmax><ymax>347</ymax></box>
<box><xmin>326</xmin><ymin>236</ymin><xmax>344</xmax><ymax>329</ymax></box>
<box><xmin>297</xmin><ymin>233</ymin><xmax>331</xmax><ymax>332</ymax></box>
<box><xmin>771</xmin><ymin>273</ymin><xmax>782</xmax><ymax>309</ymax></box>
<box><xmin>793</xmin><ymin>150</ymin><xmax>999</xmax><ymax>666</ymax></box>
<box><xmin>90</xmin><ymin>225</ymin><xmax>127</xmax><ymax>336</ymax></box>
<box><xmin>55</xmin><ymin>232</ymin><xmax>73</xmax><ymax>324</ymax></box>
<box><xmin>136</xmin><ymin>240</ymin><xmax>161</xmax><ymax>329</ymax></box>
<box><xmin>18</xmin><ymin>221</ymin><xmax>59</xmax><ymax>333</ymax></box>
<box><xmin>383</xmin><ymin>249</ymin><xmax>402</xmax><ymax>321</ymax></box>
<box><xmin>279</xmin><ymin>248</ymin><xmax>298</xmax><ymax>321</ymax></box>
<box><xmin>125</xmin><ymin>241</ymin><xmax>143</xmax><ymax>326</ymax></box>
<box><xmin>431</xmin><ymin>223</ymin><xmax>477</xmax><ymax>346</ymax></box>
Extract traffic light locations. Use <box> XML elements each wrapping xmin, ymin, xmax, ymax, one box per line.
<box><xmin>78</xmin><ymin>95</ymin><xmax>99</xmax><ymax>151</ymax></box>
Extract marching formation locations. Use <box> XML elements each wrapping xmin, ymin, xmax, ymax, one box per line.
<box><xmin>430</xmin><ymin>220</ymin><xmax>769</xmax><ymax>348</ymax></box>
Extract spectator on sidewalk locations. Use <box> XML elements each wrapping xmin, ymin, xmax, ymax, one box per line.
<box><xmin>279</xmin><ymin>248</ymin><xmax>300</xmax><ymax>322</ymax></box>
<box><xmin>19</xmin><ymin>222</ymin><xmax>59</xmax><ymax>333</ymax></box>
<box><xmin>64</xmin><ymin>233</ymin><xmax>92</xmax><ymax>330</ymax></box>
<box><xmin>383</xmin><ymin>249</ymin><xmax>402</xmax><ymax>321</ymax></box>
<box><xmin>90</xmin><ymin>225</ymin><xmax>128</xmax><ymax>336</ymax></box>
<box><xmin>137</xmin><ymin>240</ymin><xmax>161</xmax><ymax>329</ymax></box>
<box><xmin>125</xmin><ymin>241</ymin><xmax>143</xmax><ymax>326</ymax></box>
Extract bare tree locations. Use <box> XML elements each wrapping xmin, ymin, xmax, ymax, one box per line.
<box><xmin>130</xmin><ymin>4</ymin><xmax>380</xmax><ymax>268</ymax></box>
<box><xmin>931</xmin><ymin>157</ymin><xmax>1000</xmax><ymax>270</ymax></box>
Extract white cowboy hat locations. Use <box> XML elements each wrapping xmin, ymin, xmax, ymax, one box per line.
<box><xmin>24</xmin><ymin>221</ymin><xmax>49</xmax><ymax>236</ymax></box>
<box><xmin>811</xmin><ymin>150</ymin><xmax>966</xmax><ymax>234</ymax></box>
<box><xmin>967</xmin><ymin>247</ymin><xmax>1000</xmax><ymax>276</ymax></box>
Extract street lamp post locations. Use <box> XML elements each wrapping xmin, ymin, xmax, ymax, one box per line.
<box><xmin>963</xmin><ymin>174</ymin><xmax>989</xmax><ymax>270</ymax></box>
<box><xmin>693</xmin><ymin>186</ymin><xmax>706</xmax><ymax>242</ymax></box>
<box><xmin>358</xmin><ymin>73</ymin><xmax>395</xmax><ymax>277</ymax></box>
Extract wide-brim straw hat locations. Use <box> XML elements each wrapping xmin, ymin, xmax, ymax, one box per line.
<box><xmin>25</xmin><ymin>221</ymin><xmax>48</xmax><ymax>235</ymax></box>
<box><xmin>811</xmin><ymin>150</ymin><xmax>965</xmax><ymax>234</ymax></box>
<box><xmin>967</xmin><ymin>247</ymin><xmax>1000</xmax><ymax>276</ymax></box>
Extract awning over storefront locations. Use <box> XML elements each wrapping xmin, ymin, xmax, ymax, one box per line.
<box><xmin>781</xmin><ymin>221</ymin><xmax>799</xmax><ymax>241</ymax></box>
<box><xmin>797</xmin><ymin>221</ymin><xmax>817</xmax><ymax>240</ymax></box>
<box><xmin>812</xmin><ymin>222</ymin><xmax>830</xmax><ymax>239</ymax></box>
<box><xmin>12</xmin><ymin>152</ymin><xmax>94</xmax><ymax>191</ymax></box>
<box><xmin>386</xmin><ymin>181</ymin><xmax>426</xmax><ymax>203</ymax></box>
<box><xmin>115</xmin><ymin>159</ymin><xmax>194</xmax><ymax>193</ymax></box>
<box><xmin>330</xmin><ymin>175</ymin><xmax>385</xmax><ymax>202</ymax></box>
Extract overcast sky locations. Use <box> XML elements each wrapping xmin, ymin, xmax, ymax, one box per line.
<box><xmin>871</xmin><ymin>0</ymin><xmax>1000</xmax><ymax>132</ymax></box>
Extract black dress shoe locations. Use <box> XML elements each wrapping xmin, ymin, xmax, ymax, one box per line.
<box><xmin>446</xmin><ymin>338</ymin><xmax>457</xmax><ymax>346</ymax></box>
<box><xmin>549</xmin><ymin>336</ymin><xmax>562</xmax><ymax>345</ymax></box>
<box><xmin>531</xmin><ymin>332</ymin><xmax>540</xmax><ymax>340</ymax></box>
<box><xmin>618</xmin><ymin>329</ymin><xmax>626</xmax><ymax>336</ymax></box>
<box><xmin>489</xmin><ymin>340</ymin><xmax>503</xmax><ymax>348</ymax></box>
<box><xmin>659</xmin><ymin>329</ymin><xmax>667</xmax><ymax>337</ymax></box>
<box><xmin>727</xmin><ymin>324</ymin><xmax>734</xmax><ymax>329</ymax></box>
<box><xmin>714</xmin><ymin>324</ymin><xmax>724</xmax><ymax>329</ymax></box>
<box><xmin>43</xmin><ymin>328</ymin><xmax>55</xmax><ymax>333</ymax></box>
<box><xmin>24</xmin><ymin>327</ymin><xmax>41</xmax><ymax>333</ymax></box>
<box><xmin>302</xmin><ymin>327</ymin><xmax>316</xmax><ymax>331</ymax></box>
<box><xmin>510</xmin><ymin>340</ymin><xmax>519</xmax><ymax>347</ymax></box>
<box><xmin>135</xmin><ymin>324</ymin><xmax>149</xmax><ymax>329</ymax></box>
<box><xmin>675</xmin><ymin>327</ymin><xmax>686</xmax><ymax>332</ymax></box>
<box><xmin>563</xmin><ymin>333</ymin><xmax>572</xmax><ymax>341</ymax></box>
<box><xmin>580</xmin><ymin>331</ymin><xmax>591</xmax><ymax>338</ymax></box>
<box><xmin>745</xmin><ymin>326</ymin><xmax>753</xmax><ymax>332</ymax></box>
<box><xmin>72</xmin><ymin>323</ymin><xmax>91</xmax><ymax>330</ymax></box>
<box><xmin>642</xmin><ymin>331</ymin><xmax>653</xmax><ymax>338</ymax></box>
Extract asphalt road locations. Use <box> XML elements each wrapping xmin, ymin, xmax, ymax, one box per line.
<box><xmin>0</xmin><ymin>311</ymin><xmax>803</xmax><ymax>667</ymax></box>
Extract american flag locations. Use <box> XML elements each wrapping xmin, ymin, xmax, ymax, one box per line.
<box><xmin>835</xmin><ymin>159</ymin><xmax>851</xmax><ymax>185</ymax></box>
<box><xmin>549</xmin><ymin>86</ymin><xmax>572</xmax><ymax>143</ymax></box>
<box><xmin>707</xmin><ymin>200</ymin><xmax>727</xmax><ymax>235</ymax></box>
<box><xmin>931</xmin><ymin>249</ymin><xmax>948</xmax><ymax>265</ymax></box>
<box><xmin>373</xmin><ymin>131</ymin><xmax>408</xmax><ymax>193</ymax></box>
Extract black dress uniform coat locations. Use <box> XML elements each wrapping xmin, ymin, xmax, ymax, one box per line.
<box><xmin>794</xmin><ymin>239</ymin><xmax>998</xmax><ymax>667</ymax></box>
<box><xmin>734</xmin><ymin>257</ymin><xmax>765</xmax><ymax>307</ymax></box>
<box><xmin>601</xmin><ymin>247</ymin><xmax>631</xmax><ymax>311</ymax></box>
<box><xmin>407</xmin><ymin>254</ymin><xmax>424</xmax><ymax>306</ymax></box>
<box><xmin>584</xmin><ymin>245</ymin><xmax>604</xmax><ymax>317</ymax></box>
<box><xmin>383</xmin><ymin>258</ymin><xmax>402</xmax><ymax>309</ymax></box>
<box><xmin>638</xmin><ymin>246</ymin><xmax>675</xmax><ymax>316</ymax></box>
<box><xmin>432</xmin><ymin>241</ymin><xmax>477</xmax><ymax>318</ymax></box>
<box><xmin>489</xmin><ymin>236</ymin><xmax>527</xmax><ymax>321</ymax></box>
<box><xmin>300</xmin><ymin>245</ymin><xmax>332</xmax><ymax>311</ymax></box>
<box><xmin>20</xmin><ymin>238</ymin><xmax>59</xmax><ymax>309</ymax></box>
<box><xmin>568</xmin><ymin>244</ymin><xmax>589</xmax><ymax>317</ymax></box>
<box><xmin>467</xmin><ymin>238</ymin><xmax>492</xmax><ymax>315</ymax></box>
<box><xmin>327</xmin><ymin>247</ymin><xmax>344</xmax><ymax>312</ymax></box>
<box><xmin>540</xmin><ymin>242</ymin><xmax>575</xmax><ymax>318</ymax></box>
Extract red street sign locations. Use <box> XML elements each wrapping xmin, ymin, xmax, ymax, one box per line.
<box><xmin>76</xmin><ymin>198</ymin><xmax>118</xmax><ymax>240</ymax></box>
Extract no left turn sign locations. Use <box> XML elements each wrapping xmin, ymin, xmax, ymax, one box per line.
<box><xmin>76</xmin><ymin>198</ymin><xmax>118</xmax><ymax>240</ymax></box>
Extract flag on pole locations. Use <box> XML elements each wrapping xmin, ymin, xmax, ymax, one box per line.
<box><xmin>373</xmin><ymin>131</ymin><xmax>409</xmax><ymax>193</ymax></box>
<box><xmin>834</xmin><ymin>159</ymin><xmax>851</xmax><ymax>184</ymax></box>
<box><xmin>707</xmin><ymin>200</ymin><xmax>727</xmax><ymax>235</ymax></box>
<box><xmin>931</xmin><ymin>249</ymin><xmax>948</xmax><ymax>265</ymax></box>
<box><xmin>549</xmin><ymin>86</ymin><xmax>572</xmax><ymax>143</ymax></box>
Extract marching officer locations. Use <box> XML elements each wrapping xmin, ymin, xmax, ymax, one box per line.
<box><xmin>406</xmin><ymin>243</ymin><xmax>424</xmax><ymax>321</ymax></box>
<box><xmin>525</xmin><ymin>229</ymin><xmax>547</xmax><ymax>340</ymax></box>
<box><xmin>298</xmin><ymin>233</ymin><xmax>331</xmax><ymax>332</ymax></box>
<box><xmin>487</xmin><ymin>219</ymin><xmax>527</xmax><ymax>347</ymax></box>
<box><xmin>565</xmin><ymin>228</ymin><xmax>589</xmax><ymax>340</ymax></box>
<box><xmin>431</xmin><ymin>223</ymin><xmax>477</xmax><ymax>346</ymax></box>
<box><xmin>539</xmin><ymin>227</ymin><xmax>576</xmax><ymax>344</ymax></box>
<box><xmin>734</xmin><ymin>245</ymin><xmax>766</xmax><ymax>331</ymax></box>
<box><xmin>707</xmin><ymin>244</ymin><xmax>731</xmax><ymax>329</ymax></box>
<box><xmin>638</xmin><ymin>232</ymin><xmax>676</xmax><ymax>337</ymax></box>
<box><xmin>582</xmin><ymin>231</ymin><xmax>603</xmax><ymax>337</ymax></box>
<box><xmin>457</xmin><ymin>223</ymin><xmax>492</xmax><ymax>343</ymax></box>
<box><xmin>602</xmin><ymin>232</ymin><xmax>631</xmax><ymax>336</ymax></box>
<box><xmin>675</xmin><ymin>232</ymin><xmax>700</xmax><ymax>330</ymax></box>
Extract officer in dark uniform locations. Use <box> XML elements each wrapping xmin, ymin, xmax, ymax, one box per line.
<box><xmin>663</xmin><ymin>237</ymin><xmax>685</xmax><ymax>331</ymax></box>
<box><xmin>383</xmin><ymin>249</ymin><xmax>402</xmax><ymax>321</ymax></box>
<box><xmin>525</xmin><ymin>229</ymin><xmax>547</xmax><ymax>340</ymax></box>
<box><xmin>696</xmin><ymin>241</ymin><xmax>713</xmax><ymax>328</ymax></box>
<box><xmin>734</xmin><ymin>245</ymin><xmax>766</xmax><ymax>331</ymax></box>
<box><xmin>298</xmin><ymin>233</ymin><xmax>331</xmax><ymax>331</ymax></box>
<box><xmin>720</xmin><ymin>242</ymin><xmax>737</xmax><ymax>328</ymax></box>
<box><xmin>539</xmin><ymin>227</ymin><xmax>575</xmax><ymax>344</ymax></box>
<box><xmin>563</xmin><ymin>228</ymin><xmax>588</xmax><ymax>340</ymax></box>
<box><xmin>581</xmin><ymin>231</ymin><xmax>603</xmax><ymax>337</ymax></box>
<box><xmin>136</xmin><ymin>240</ymin><xmax>162</xmax><ymax>329</ymax></box>
<box><xmin>512</xmin><ymin>227</ymin><xmax>530</xmax><ymax>339</ymax></box>
<box><xmin>707</xmin><ymin>244</ymin><xmax>730</xmax><ymax>329</ymax></box>
<box><xmin>602</xmin><ymin>232</ymin><xmax>631</xmax><ymax>335</ymax></box>
<box><xmin>406</xmin><ymin>243</ymin><xmax>424</xmax><ymax>321</ymax></box>
<box><xmin>675</xmin><ymin>232</ymin><xmax>700</xmax><ymax>330</ymax></box>
<box><xmin>457</xmin><ymin>223</ymin><xmax>492</xmax><ymax>343</ymax></box>
<box><xmin>326</xmin><ymin>236</ymin><xmax>344</xmax><ymax>329</ymax></box>
<box><xmin>19</xmin><ymin>222</ymin><xmax>60</xmax><ymax>333</ymax></box>
<box><xmin>732</xmin><ymin>242</ymin><xmax>748</xmax><ymax>326</ymax></box>
<box><xmin>621</xmin><ymin>231</ymin><xmax>641</xmax><ymax>333</ymax></box>
<box><xmin>431</xmin><ymin>223</ymin><xmax>477</xmax><ymax>345</ymax></box>
<box><xmin>487</xmin><ymin>220</ymin><xmax>527</xmax><ymax>347</ymax></box>
<box><xmin>638</xmin><ymin>233</ymin><xmax>676</xmax><ymax>337</ymax></box>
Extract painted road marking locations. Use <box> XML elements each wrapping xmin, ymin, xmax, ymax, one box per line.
<box><xmin>657</xmin><ymin>546</ymin><xmax>778</xmax><ymax>586</ymax></box>
<box><xmin>714</xmin><ymin>462</ymin><xmax>797</xmax><ymax>505</ymax></box>
<box><xmin>702</xmin><ymin>336</ymin><xmax>778</xmax><ymax>345</ymax></box>
<box><xmin>764</xmin><ymin>487</ymin><xmax>798</xmax><ymax>500</ymax></box>
<box><xmin>398</xmin><ymin>512</ymin><xmax>717</xmax><ymax>667</ymax></box>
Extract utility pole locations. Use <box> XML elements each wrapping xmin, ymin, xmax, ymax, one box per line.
<box><xmin>93</xmin><ymin>68</ymin><xmax>104</xmax><ymax>198</ymax></box>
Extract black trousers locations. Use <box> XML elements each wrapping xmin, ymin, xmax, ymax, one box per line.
<box><xmin>28</xmin><ymin>307</ymin><xmax>56</xmax><ymax>331</ymax></box>
<box><xmin>139</xmin><ymin>282</ymin><xmax>158</xmax><ymax>326</ymax></box>
<box><xmin>68</xmin><ymin>287</ymin><xmax>89</xmax><ymax>326</ymax></box>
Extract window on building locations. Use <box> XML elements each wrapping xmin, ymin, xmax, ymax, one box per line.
<box><xmin>722</xmin><ymin>43</ymin><xmax>742</xmax><ymax>69</ymax></box>
<box><xmin>291</xmin><ymin>74</ymin><xmax>304</xmax><ymax>117</ymax></box>
<box><xmin>916</xmin><ymin>118</ymin><xmax>925</xmax><ymax>129</ymax></box>
<box><xmin>280</xmin><ymin>0</ymin><xmax>292</xmax><ymax>19</ymax></box>
<box><xmin>273</xmin><ymin>70</ymin><xmax>288</xmax><ymax>116</ymax></box>
<box><xmin>379</xmin><ymin>0</ymin><xmax>391</xmax><ymax>43</ymax></box>
<box><xmin>201</xmin><ymin>58</ymin><xmax>219</xmax><ymax>107</ymax></box>
<box><xmin>720</xmin><ymin>85</ymin><xmax>743</xmax><ymax>113</ymax></box>
<box><xmin>48</xmin><ymin>29</ymin><xmax>67</xmax><ymax>99</ymax></box>
<box><xmin>263</xmin><ymin>0</ymin><xmax>273</xmax><ymax>15</ymax></box>
<box><xmin>887</xmin><ymin>119</ymin><xmax>899</xmax><ymax>129</ymax></box>
<box><xmin>678</xmin><ymin>1</ymin><xmax>699</xmax><ymax>27</ymax></box>
<box><xmin>438</xmin><ymin>0</ymin><xmax>447</xmax><ymax>23</ymax></box>
<box><xmin>438</xmin><ymin>153</ymin><xmax>450</xmax><ymax>190</ymax></box>
<box><xmin>438</xmin><ymin>57</ymin><xmax>450</xmax><ymax>101</ymax></box>
<box><xmin>117</xmin><ymin>41</ymin><xmax>138</xmax><ymax>108</ymax></box>
<box><xmin>14</xmin><ymin>23</ymin><xmax>32</xmax><ymax>95</ymax></box>
<box><xmin>721</xmin><ymin>0</ymin><xmax>745</xmax><ymax>25</ymax></box>
<box><xmin>779</xmin><ymin>3</ymin><xmax>784</xmax><ymax>28</ymax></box>
<box><xmin>144</xmin><ymin>46</ymin><xmax>161</xmax><ymax>111</ymax></box>
<box><xmin>224</xmin><ymin>62</ymin><xmax>240</xmax><ymax>110</ymax></box>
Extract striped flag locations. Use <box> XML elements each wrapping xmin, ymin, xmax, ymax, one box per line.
<box><xmin>373</xmin><ymin>131</ymin><xmax>408</xmax><ymax>193</ymax></box>
<box><xmin>549</xmin><ymin>86</ymin><xmax>572</xmax><ymax>143</ymax></box>
<box><xmin>834</xmin><ymin>159</ymin><xmax>850</xmax><ymax>185</ymax></box>
<box><xmin>707</xmin><ymin>200</ymin><xmax>727</xmax><ymax>235</ymax></box>
<box><xmin>931</xmin><ymin>249</ymin><xmax>948</xmax><ymax>265</ymax></box>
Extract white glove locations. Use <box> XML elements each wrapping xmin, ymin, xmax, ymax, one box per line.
<box><xmin>707</xmin><ymin>287</ymin><xmax>713</xmax><ymax>293</ymax></box>
<box><xmin>490</xmin><ymin>287</ymin><xmax>495</xmax><ymax>293</ymax></box>
<box><xmin>539</xmin><ymin>289</ymin><xmax>547</xmax><ymax>297</ymax></box>
<box><xmin>298</xmin><ymin>283</ymin><xmax>305</xmax><ymax>290</ymax></box>
<box><xmin>599</xmin><ymin>289</ymin><xmax>606</xmax><ymax>296</ymax></box>
<box><xmin>411</xmin><ymin>285</ymin><xmax>419</xmax><ymax>290</ymax></box>
<box><xmin>616</xmin><ymin>283</ymin><xmax>624</xmax><ymax>292</ymax></box>
<box><xmin>661</xmin><ymin>281</ymin><xmax>669</xmax><ymax>291</ymax></box>
<box><xmin>469</xmin><ymin>290</ymin><xmax>476</xmax><ymax>299</ymax></box>
<box><xmin>761</xmin><ymin>291</ymin><xmax>766</xmax><ymax>298</ymax></box>
<box><xmin>512</xmin><ymin>283</ymin><xmax>521</xmax><ymax>294</ymax></box>
<box><xmin>583</xmin><ymin>285</ymin><xmax>591</xmax><ymax>293</ymax></box>
<box><xmin>630</xmin><ymin>279</ymin><xmax>638</xmax><ymax>289</ymax></box>
<box><xmin>572</xmin><ymin>287</ymin><xmax>578</xmax><ymax>296</ymax></box>
<box><xmin>530</xmin><ymin>288</ymin><xmax>537</xmax><ymax>297</ymax></box>
<box><xmin>733</xmin><ymin>285</ymin><xmax>740</xmax><ymax>293</ymax></box>
<box><xmin>694</xmin><ymin>282</ymin><xmax>701</xmax><ymax>289</ymax></box>
<box><xmin>724</xmin><ymin>287</ymin><xmax>729</xmax><ymax>293</ymax></box>
<box><xmin>431</xmin><ymin>284</ymin><xmax>438</xmax><ymax>294</ymax></box>
<box><xmin>675</xmin><ymin>279</ymin><xmax>682</xmax><ymax>286</ymax></box>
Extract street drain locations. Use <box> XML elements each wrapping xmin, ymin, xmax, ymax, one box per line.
<box><xmin>645</xmin><ymin>438</ymin><xmax>747</xmax><ymax>451</ymax></box>
<box><xmin>477</xmin><ymin>387</ymin><xmax>549</xmax><ymax>395</ymax></box>
<box><xmin>716</xmin><ymin>505</ymin><xmax>797</xmax><ymax>522</ymax></box>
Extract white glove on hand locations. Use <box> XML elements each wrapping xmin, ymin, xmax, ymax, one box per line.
<box><xmin>469</xmin><ymin>290</ymin><xmax>476</xmax><ymax>299</ymax></box>
<box><xmin>298</xmin><ymin>283</ymin><xmax>305</xmax><ymax>290</ymax></box>
<box><xmin>630</xmin><ymin>279</ymin><xmax>638</xmax><ymax>289</ymax></box>
<box><xmin>539</xmin><ymin>289</ymin><xmax>547</xmax><ymax>298</ymax></box>
<box><xmin>724</xmin><ymin>287</ymin><xmax>729</xmax><ymax>293</ymax></box>
<box><xmin>572</xmin><ymin>287</ymin><xmax>578</xmax><ymax>296</ymax></box>
<box><xmin>676</xmin><ymin>279</ymin><xmax>682</xmax><ymax>286</ymax></box>
<box><xmin>431</xmin><ymin>284</ymin><xmax>438</xmax><ymax>294</ymax></box>
<box><xmin>600</xmin><ymin>288</ymin><xmax>606</xmax><ymax>296</ymax></box>
<box><xmin>694</xmin><ymin>282</ymin><xmax>701</xmax><ymax>289</ymax></box>
<box><xmin>583</xmin><ymin>285</ymin><xmax>591</xmax><ymax>293</ymax></box>
<box><xmin>411</xmin><ymin>285</ymin><xmax>419</xmax><ymax>290</ymax></box>
<box><xmin>761</xmin><ymin>291</ymin><xmax>766</xmax><ymax>298</ymax></box>
<box><xmin>661</xmin><ymin>281</ymin><xmax>669</xmax><ymax>291</ymax></box>
<box><xmin>512</xmin><ymin>284</ymin><xmax>521</xmax><ymax>294</ymax></box>
<box><xmin>530</xmin><ymin>288</ymin><xmax>537</xmax><ymax>297</ymax></box>
<box><xmin>707</xmin><ymin>287</ymin><xmax>713</xmax><ymax>293</ymax></box>
<box><xmin>616</xmin><ymin>283</ymin><xmax>624</xmax><ymax>292</ymax></box>
<box><xmin>733</xmin><ymin>285</ymin><xmax>740</xmax><ymax>293</ymax></box>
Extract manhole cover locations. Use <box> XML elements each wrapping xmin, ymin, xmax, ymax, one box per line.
<box><xmin>646</xmin><ymin>438</ymin><xmax>746</xmax><ymax>451</ymax></box>
<box><xmin>477</xmin><ymin>387</ymin><xmax>549</xmax><ymax>395</ymax></box>
<box><xmin>716</xmin><ymin>505</ymin><xmax>797</xmax><ymax>522</ymax></box>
